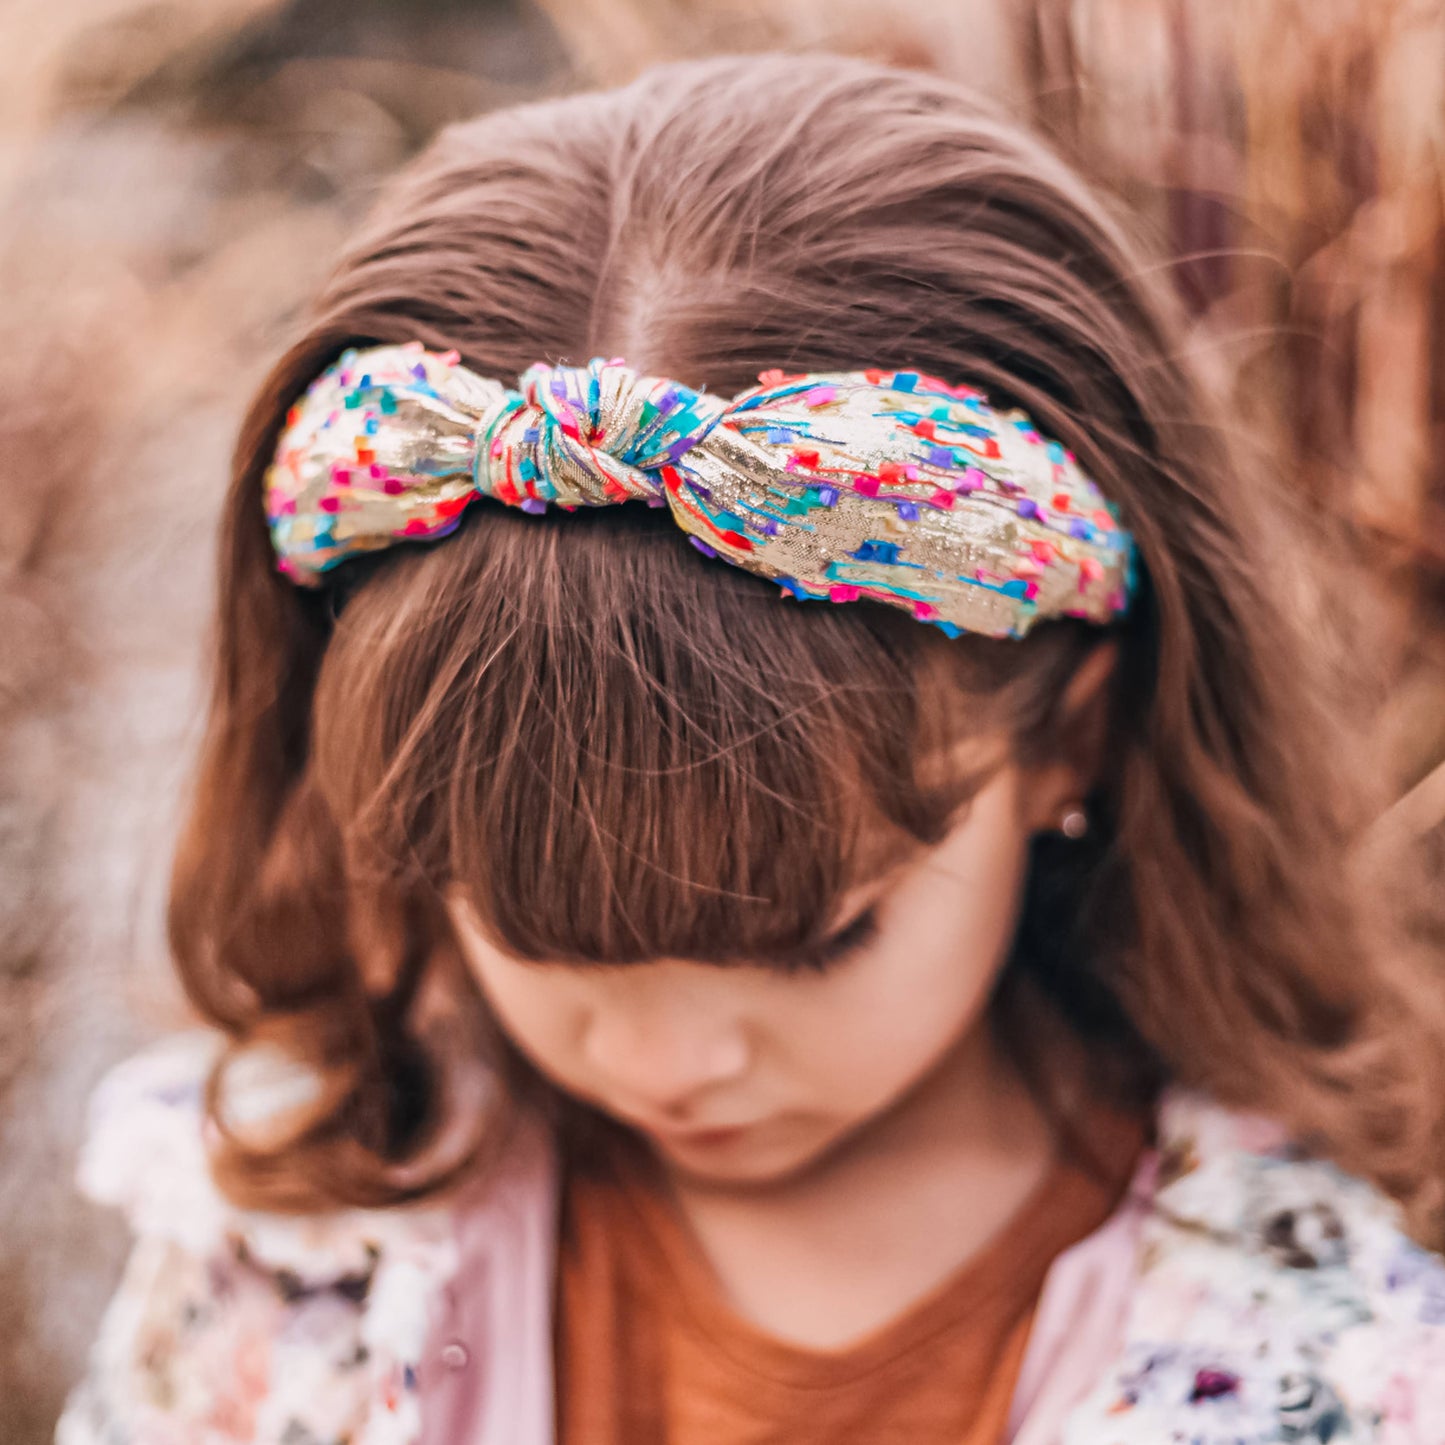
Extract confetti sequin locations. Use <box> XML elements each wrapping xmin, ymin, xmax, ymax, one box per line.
<box><xmin>264</xmin><ymin>342</ymin><xmax>1137</xmax><ymax>639</ymax></box>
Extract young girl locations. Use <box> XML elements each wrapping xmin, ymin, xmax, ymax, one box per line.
<box><xmin>58</xmin><ymin>50</ymin><xmax>1445</xmax><ymax>1445</ymax></box>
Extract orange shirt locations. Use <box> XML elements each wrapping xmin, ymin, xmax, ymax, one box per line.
<box><xmin>555</xmin><ymin>1112</ymin><xmax>1144</xmax><ymax>1445</ymax></box>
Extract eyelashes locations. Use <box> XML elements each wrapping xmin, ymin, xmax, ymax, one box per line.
<box><xmin>772</xmin><ymin>907</ymin><xmax>880</xmax><ymax>975</ymax></box>
<box><xmin>498</xmin><ymin>906</ymin><xmax>884</xmax><ymax>976</ymax></box>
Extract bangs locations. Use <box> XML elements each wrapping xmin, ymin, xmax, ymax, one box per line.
<box><xmin>316</xmin><ymin>504</ymin><xmax>1005</xmax><ymax>967</ymax></box>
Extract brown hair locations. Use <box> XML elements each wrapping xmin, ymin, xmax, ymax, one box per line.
<box><xmin>170</xmin><ymin>52</ymin><xmax>1445</xmax><ymax>1238</ymax></box>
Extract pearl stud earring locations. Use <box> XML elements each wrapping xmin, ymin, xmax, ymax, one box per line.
<box><xmin>1059</xmin><ymin>806</ymin><xmax>1089</xmax><ymax>840</ymax></box>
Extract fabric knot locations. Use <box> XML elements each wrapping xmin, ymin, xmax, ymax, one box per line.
<box><xmin>475</xmin><ymin>356</ymin><xmax>730</xmax><ymax>509</ymax></box>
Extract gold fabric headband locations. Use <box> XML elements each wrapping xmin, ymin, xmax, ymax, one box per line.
<box><xmin>264</xmin><ymin>342</ymin><xmax>1136</xmax><ymax>639</ymax></box>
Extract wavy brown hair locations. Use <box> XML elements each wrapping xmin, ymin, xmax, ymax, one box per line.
<box><xmin>169</xmin><ymin>51</ymin><xmax>1445</xmax><ymax>1239</ymax></box>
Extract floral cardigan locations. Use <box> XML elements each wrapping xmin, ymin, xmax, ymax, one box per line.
<box><xmin>55</xmin><ymin>1031</ymin><xmax>1445</xmax><ymax>1445</ymax></box>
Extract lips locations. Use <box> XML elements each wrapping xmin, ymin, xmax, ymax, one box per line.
<box><xmin>646</xmin><ymin>1120</ymin><xmax>753</xmax><ymax>1150</ymax></box>
<box><xmin>672</xmin><ymin>1125</ymin><xmax>748</xmax><ymax>1147</ymax></box>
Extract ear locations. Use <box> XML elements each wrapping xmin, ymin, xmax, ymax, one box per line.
<box><xmin>1017</xmin><ymin>640</ymin><xmax>1118</xmax><ymax>835</ymax></box>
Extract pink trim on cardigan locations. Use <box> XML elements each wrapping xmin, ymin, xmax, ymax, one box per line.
<box><xmin>419</xmin><ymin>1118</ymin><xmax>560</xmax><ymax>1445</ymax></box>
<box><xmin>1004</xmin><ymin>1152</ymin><xmax>1157</xmax><ymax>1443</ymax></box>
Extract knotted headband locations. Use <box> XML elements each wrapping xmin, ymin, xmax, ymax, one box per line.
<box><xmin>264</xmin><ymin>341</ymin><xmax>1136</xmax><ymax>639</ymax></box>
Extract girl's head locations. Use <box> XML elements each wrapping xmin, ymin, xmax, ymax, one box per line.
<box><xmin>172</xmin><ymin>52</ymin><xmax>1444</xmax><ymax>1230</ymax></box>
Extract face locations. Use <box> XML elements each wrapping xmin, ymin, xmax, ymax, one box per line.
<box><xmin>446</xmin><ymin>752</ymin><xmax>1076</xmax><ymax>1189</ymax></box>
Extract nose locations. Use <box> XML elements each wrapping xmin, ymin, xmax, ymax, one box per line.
<box><xmin>582</xmin><ymin>994</ymin><xmax>750</xmax><ymax>1120</ymax></box>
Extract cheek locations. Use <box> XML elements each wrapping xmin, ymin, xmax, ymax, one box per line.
<box><xmin>768</xmin><ymin>812</ymin><xmax>1031</xmax><ymax>1107</ymax></box>
<box><xmin>468</xmin><ymin>954</ymin><xmax>589</xmax><ymax>1083</ymax></box>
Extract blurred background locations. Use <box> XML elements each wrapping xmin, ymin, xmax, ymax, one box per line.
<box><xmin>2</xmin><ymin>1</ymin><xmax>1442</xmax><ymax>1438</ymax></box>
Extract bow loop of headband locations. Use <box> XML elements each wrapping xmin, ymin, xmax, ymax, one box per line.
<box><xmin>502</xmin><ymin>357</ymin><xmax>730</xmax><ymax>501</ymax></box>
<box><xmin>265</xmin><ymin>341</ymin><xmax>1136</xmax><ymax>639</ymax></box>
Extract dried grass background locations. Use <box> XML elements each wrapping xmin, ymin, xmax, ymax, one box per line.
<box><xmin>1</xmin><ymin>1</ymin><xmax>1441</xmax><ymax>1439</ymax></box>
